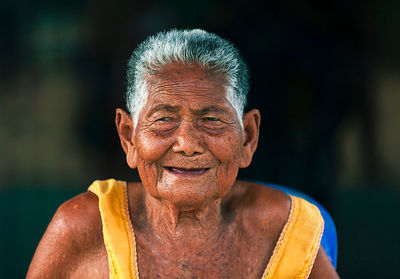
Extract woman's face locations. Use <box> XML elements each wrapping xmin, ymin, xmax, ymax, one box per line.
<box><xmin>131</xmin><ymin>63</ymin><xmax>246</xmax><ymax>208</ymax></box>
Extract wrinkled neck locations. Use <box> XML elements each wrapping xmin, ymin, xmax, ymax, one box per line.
<box><xmin>144</xmin><ymin>193</ymin><xmax>224</xmax><ymax>245</ymax></box>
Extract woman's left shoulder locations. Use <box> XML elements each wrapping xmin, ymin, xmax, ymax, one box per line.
<box><xmin>233</xmin><ymin>180</ymin><xmax>292</xmax><ymax>232</ymax></box>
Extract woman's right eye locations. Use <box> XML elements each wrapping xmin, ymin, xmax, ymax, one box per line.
<box><xmin>152</xmin><ymin>117</ymin><xmax>177</xmax><ymax>133</ymax></box>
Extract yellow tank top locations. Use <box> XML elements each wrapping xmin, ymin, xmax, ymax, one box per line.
<box><xmin>88</xmin><ymin>179</ymin><xmax>324</xmax><ymax>279</ymax></box>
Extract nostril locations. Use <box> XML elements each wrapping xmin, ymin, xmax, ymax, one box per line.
<box><xmin>172</xmin><ymin>135</ymin><xmax>205</xmax><ymax>155</ymax></box>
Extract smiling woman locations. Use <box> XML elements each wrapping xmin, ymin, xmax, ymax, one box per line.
<box><xmin>121</xmin><ymin>63</ymin><xmax>249</xmax><ymax>208</ymax></box>
<box><xmin>26</xmin><ymin>29</ymin><xmax>339</xmax><ymax>279</ymax></box>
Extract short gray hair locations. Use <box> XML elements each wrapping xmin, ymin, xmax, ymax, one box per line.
<box><xmin>126</xmin><ymin>29</ymin><xmax>249</xmax><ymax>127</ymax></box>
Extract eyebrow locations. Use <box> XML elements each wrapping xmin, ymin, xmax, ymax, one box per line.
<box><xmin>190</xmin><ymin>106</ymin><xmax>228</xmax><ymax>116</ymax></box>
<box><xmin>147</xmin><ymin>104</ymin><xmax>228</xmax><ymax>117</ymax></box>
<box><xmin>147</xmin><ymin>104</ymin><xmax>181</xmax><ymax>117</ymax></box>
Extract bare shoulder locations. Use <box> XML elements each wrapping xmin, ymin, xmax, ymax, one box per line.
<box><xmin>233</xmin><ymin>181</ymin><xmax>340</xmax><ymax>278</ymax></box>
<box><xmin>47</xmin><ymin>190</ymin><xmax>102</xmax><ymax>245</ymax></box>
<box><xmin>56</xmin><ymin>191</ymin><xmax>102</xmax><ymax>240</ymax></box>
<box><xmin>228</xmin><ymin>181</ymin><xmax>291</xmax><ymax>233</ymax></box>
<box><xmin>27</xmin><ymin>191</ymin><xmax>107</xmax><ymax>279</ymax></box>
<box><xmin>309</xmin><ymin>246</ymin><xmax>340</xmax><ymax>278</ymax></box>
<box><xmin>51</xmin><ymin>190</ymin><xmax>101</xmax><ymax>229</ymax></box>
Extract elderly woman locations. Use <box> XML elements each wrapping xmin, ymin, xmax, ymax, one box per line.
<box><xmin>27</xmin><ymin>29</ymin><xmax>339</xmax><ymax>279</ymax></box>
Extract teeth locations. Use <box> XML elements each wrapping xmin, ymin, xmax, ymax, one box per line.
<box><xmin>169</xmin><ymin>167</ymin><xmax>207</xmax><ymax>174</ymax></box>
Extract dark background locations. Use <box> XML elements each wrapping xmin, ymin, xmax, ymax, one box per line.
<box><xmin>1</xmin><ymin>0</ymin><xmax>400</xmax><ymax>278</ymax></box>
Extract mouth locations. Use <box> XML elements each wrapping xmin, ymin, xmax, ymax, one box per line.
<box><xmin>164</xmin><ymin>166</ymin><xmax>210</xmax><ymax>176</ymax></box>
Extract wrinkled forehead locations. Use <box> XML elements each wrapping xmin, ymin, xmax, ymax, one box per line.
<box><xmin>143</xmin><ymin>63</ymin><xmax>232</xmax><ymax>110</ymax></box>
<box><xmin>146</xmin><ymin>62</ymin><xmax>228</xmax><ymax>89</ymax></box>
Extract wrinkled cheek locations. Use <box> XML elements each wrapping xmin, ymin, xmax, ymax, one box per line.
<box><xmin>135</xmin><ymin>134</ymin><xmax>174</xmax><ymax>197</ymax></box>
<box><xmin>213</xmin><ymin>148</ymin><xmax>242</xmax><ymax>195</ymax></box>
<box><xmin>137</xmin><ymin>161</ymin><xmax>159</xmax><ymax>196</ymax></box>
<box><xmin>217</xmin><ymin>160</ymin><xmax>240</xmax><ymax>195</ymax></box>
<box><xmin>137</xmin><ymin>136</ymin><xmax>172</xmax><ymax>163</ymax></box>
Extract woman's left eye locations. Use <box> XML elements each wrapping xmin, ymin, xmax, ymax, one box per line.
<box><xmin>204</xmin><ymin>117</ymin><xmax>219</xmax><ymax>121</ymax></box>
<box><xmin>199</xmin><ymin>117</ymin><xmax>226</xmax><ymax>130</ymax></box>
<box><xmin>156</xmin><ymin>117</ymin><xmax>171</xmax><ymax>122</ymax></box>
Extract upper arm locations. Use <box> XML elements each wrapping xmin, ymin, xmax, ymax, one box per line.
<box><xmin>308</xmin><ymin>246</ymin><xmax>340</xmax><ymax>279</ymax></box>
<box><xmin>26</xmin><ymin>192</ymin><xmax>101</xmax><ymax>279</ymax></box>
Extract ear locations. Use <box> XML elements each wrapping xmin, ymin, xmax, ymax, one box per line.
<box><xmin>115</xmin><ymin>108</ymin><xmax>138</xmax><ymax>169</ymax></box>
<box><xmin>239</xmin><ymin>109</ymin><xmax>261</xmax><ymax>168</ymax></box>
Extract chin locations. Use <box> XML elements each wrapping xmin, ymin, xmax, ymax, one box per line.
<box><xmin>156</xmin><ymin>183</ymin><xmax>219</xmax><ymax>209</ymax></box>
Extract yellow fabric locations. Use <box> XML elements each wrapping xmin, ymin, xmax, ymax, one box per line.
<box><xmin>89</xmin><ymin>179</ymin><xmax>139</xmax><ymax>279</ymax></box>
<box><xmin>89</xmin><ymin>179</ymin><xmax>324</xmax><ymax>279</ymax></box>
<box><xmin>262</xmin><ymin>194</ymin><xmax>324</xmax><ymax>279</ymax></box>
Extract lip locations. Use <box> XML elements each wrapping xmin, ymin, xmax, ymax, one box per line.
<box><xmin>164</xmin><ymin>166</ymin><xmax>210</xmax><ymax>176</ymax></box>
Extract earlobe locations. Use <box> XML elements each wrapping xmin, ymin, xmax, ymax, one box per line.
<box><xmin>115</xmin><ymin>108</ymin><xmax>138</xmax><ymax>169</ymax></box>
<box><xmin>239</xmin><ymin>109</ymin><xmax>261</xmax><ymax>168</ymax></box>
<box><xmin>127</xmin><ymin>149</ymin><xmax>138</xmax><ymax>169</ymax></box>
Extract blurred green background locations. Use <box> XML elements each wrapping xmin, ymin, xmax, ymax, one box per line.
<box><xmin>1</xmin><ymin>0</ymin><xmax>400</xmax><ymax>278</ymax></box>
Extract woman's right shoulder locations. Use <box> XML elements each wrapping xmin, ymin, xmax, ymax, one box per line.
<box><xmin>56</xmin><ymin>191</ymin><xmax>101</xmax><ymax>230</ymax></box>
<box><xmin>39</xmin><ymin>190</ymin><xmax>103</xmax><ymax>250</ymax></box>
<box><xmin>26</xmin><ymin>191</ymin><xmax>104</xmax><ymax>278</ymax></box>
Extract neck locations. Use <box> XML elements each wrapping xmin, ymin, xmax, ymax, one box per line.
<box><xmin>144</xmin><ymin>193</ymin><xmax>224</xmax><ymax>245</ymax></box>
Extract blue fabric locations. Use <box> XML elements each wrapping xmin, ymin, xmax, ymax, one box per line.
<box><xmin>255</xmin><ymin>182</ymin><xmax>338</xmax><ymax>269</ymax></box>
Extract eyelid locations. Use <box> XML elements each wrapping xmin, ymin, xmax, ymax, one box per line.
<box><xmin>156</xmin><ymin>117</ymin><xmax>172</xmax><ymax>121</ymax></box>
<box><xmin>204</xmin><ymin>117</ymin><xmax>219</xmax><ymax>121</ymax></box>
<box><xmin>198</xmin><ymin>117</ymin><xmax>227</xmax><ymax>130</ymax></box>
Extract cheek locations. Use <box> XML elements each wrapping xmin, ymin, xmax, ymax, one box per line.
<box><xmin>207</xmin><ymin>133</ymin><xmax>242</xmax><ymax>163</ymax></box>
<box><xmin>136</xmin><ymin>133</ymin><xmax>174</xmax><ymax>163</ymax></box>
<box><xmin>135</xmin><ymin>133</ymin><xmax>174</xmax><ymax>196</ymax></box>
<box><xmin>207</xmin><ymin>134</ymin><xmax>242</xmax><ymax>193</ymax></box>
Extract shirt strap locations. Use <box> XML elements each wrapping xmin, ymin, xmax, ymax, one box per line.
<box><xmin>262</xmin><ymin>195</ymin><xmax>324</xmax><ymax>279</ymax></box>
<box><xmin>89</xmin><ymin>179</ymin><xmax>139</xmax><ymax>279</ymax></box>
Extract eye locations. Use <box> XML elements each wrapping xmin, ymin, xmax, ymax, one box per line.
<box><xmin>152</xmin><ymin>116</ymin><xmax>178</xmax><ymax>133</ymax></box>
<box><xmin>156</xmin><ymin>117</ymin><xmax>172</xmax><ymax>122</ymax></box>
<box><xmin>204</xmin><ymin>117</ymin><xmax>219</xmax><ymax>121</ymax></box>
<box><xmin>198</xmin><ymin>117</ymin><xmax>226</xmax><ymax>131</ymax></box>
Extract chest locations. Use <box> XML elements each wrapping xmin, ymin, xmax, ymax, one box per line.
<box><xmin>69</xmin><ymin>247</ymin><xmax>109</xmax><ymax>279</ymax></box>
<box><xmin>134</xmin><ymin>229</ymin><xmax>277</xmax><ymax>279</ymax></box>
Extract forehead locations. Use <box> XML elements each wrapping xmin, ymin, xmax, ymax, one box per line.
<box><xmin>144</xmin><ymin>63</ymin><xmax>231</xmax><ymax>110</ymax></box>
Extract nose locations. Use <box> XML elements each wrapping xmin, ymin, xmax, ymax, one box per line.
<box><xmin>172</xmin><ymin>120</ymin><xmax>205</xmax><ymax>156</ymax></box>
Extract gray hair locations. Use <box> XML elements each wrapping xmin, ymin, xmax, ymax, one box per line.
<box><xmin>126</xmin><ymin>29</ymin><xmax>249</xmax><ymax>128</ymax></box>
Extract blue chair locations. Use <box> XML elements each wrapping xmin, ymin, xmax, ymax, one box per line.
<box><xmin>255</xmin><ymin>181</ymin><xmax>338</xmax><ymax>269</ymax></box>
